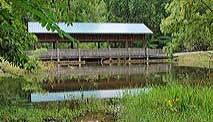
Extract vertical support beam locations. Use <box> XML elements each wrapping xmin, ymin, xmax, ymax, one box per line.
<box><xmin>129</xmin><ymin>34</ymin><xmax>131</xmax><ymax>64</ymax></box>
<box><xmin>146</xmin><ymin>47</ymin><xmax>149</xmax><ymax>61</ymax></box>
<box><xmin>51</xmin><ymin>42</ymin><xmax>55</xmax><ymax>60</ymax></box>
<box><xmin>56</xmin><ymin>39</ymin><xmax>60</xmax><ymax>63</ymax></box>
<box><xmin>107</xmin><ymin>40</ymin><xmax>110</xmax><ymax>48</ymax></box>
<box><xmin>107</xmin><ymin>40</ymin><xmax>112</xmax><ymax>64</ymax></box>
<box><xmin>125</xmin><ymin>35</ymin><xmax>129</xmax><ymax>64</ymax></box>
<box><xmin>55</xmin><ymin>39</ymin><xmax>60</xmax><ymax>83</ymax></box>
<box><xmin>145</xmin><ymin>60</ymin><xmax>149</xmax><ymax>84</ymax></box>
<box><xmin>125</xmin><ymin>39</ymin><xmax>128</xmax><ymax>48</ymax></box>
<box><xmin>145</xmin><ymin>35</ymin><xmax>149</xmax><ymax>64</ymax></box>
<box><xmin>77</xmin><ymin>42</ymin><xmax>81</xmax><ymax>67</ymax></box>
<box><xmin>142</xmin><ymin>35</ymin><xmax>146</xmax><ymax>48</ymax></box>
<box><xmin>70</xmin><ymin>41</ymin><xmax>74</xmax><ymax>49</ymax></box>
<box><xmin>34</xmin><ymin>42</ymin><xmax>38</xmax><ymax>50</ymax></box>
<box><xmin>98</xmin><ymin>42</ymin><xmax>100</xmax><ymax>48</ymax></box>
<box><xmin>53</xmin><ymin>42</ymin><xmax>56</xmax><ymax>49</ymax></box>
<box><xmin>114</xmin><ymin>42</ymin><xmax>118</xmax><ymax>48</ymax></box>
<box><xmin>128</xmin><ymin>47</ymin><xmax>131</xmax><ymax>65</ymax></box>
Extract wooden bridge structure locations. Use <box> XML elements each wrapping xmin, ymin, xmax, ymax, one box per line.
<box><xmin>28</xmin><ymin>22</ymin><xmax>166</xmax><ymax>63</ymax></box>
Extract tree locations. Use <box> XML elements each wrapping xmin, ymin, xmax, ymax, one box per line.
<box><xmin>161</xmin><ymin>0</ymin><xmax>213</xmax><ymax>52</ymax></box>
<box><xmin>104</xmin><ymin>0</ymin><xmax>171</xmax><ymax>48</ymax></box>
<box><xmin>0</xmin><ymin>0</ymin><xmax>73</xmax><ymax>67</ymax></box>
<box><xmin>105</xmin><ymin>0</ymin><xmax>171</xmax><ymax>33</ymax></box>
<box><xmin>71</xmin><ymin>0</ymin><xmax>107</xmax><ymax>22</ymax></box>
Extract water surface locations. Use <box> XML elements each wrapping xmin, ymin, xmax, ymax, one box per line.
<box><xmin>31</xmin><ymin>64</ymin><xmax>213</xmax><ymax>102</ymax></box>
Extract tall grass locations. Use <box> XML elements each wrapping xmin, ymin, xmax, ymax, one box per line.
<box><xmin>0</xmin><ymin>98</ymin><xmax>117</xmax><ymax>122</ymax></box>
<box><xmin>119</xmin><ymin>83</ymin><xmax>213</xmax><ymax>122</ymax></box>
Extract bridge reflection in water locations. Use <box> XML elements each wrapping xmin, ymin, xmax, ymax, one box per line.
<box><xmin>51</xmin><ymin>63</ymin><xmax>170</xmax><ymax>77</ymax></box>
<box><xmin>31</xmin><ymin>64</ymin><xmax>171</xmax><ymax>102</ymax></box>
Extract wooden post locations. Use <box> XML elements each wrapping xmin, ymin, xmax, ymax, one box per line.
<box><xmin>53</xmin><ymin>42</ymin><xmax>56</xmax><ymax>49</ymax></box>
<box><xmin>125</xmin><ymin>40</ymin><xmax>128</xmax><ymax>48</ymax></box>
<box><xmin>107</xmin><ymin>40</ymin><xmax>112</xmax><ymax>64</ymax></box>
<box><xmin>107</xmin><ymin>40</ymin><xmax>110</xmax><ymax>48</ymax></box>
<box><xmin>98</xmin><ymin>42</ymin><xmax>101</xmax><ymax>48</ymax></box>
<box><xmin>70</xmin><ymin>41</ymin><xmax>74</xmax><ymax>49</ymax></box>
<box><xmin>146</xmin><ymin>48</ymin><xmax>149</xmax><ymax>61</ymax></box>
<box><xmin>34</xmin><ymin>42</ymin><xmax>38</xmax><ymax>50</ymax></box>
<box><xmin>128</xmin><ymin>48</ymin><xmax>131</xmax><ymax>65</ymax></box>
<box><xmin>77</xmin><ymin>42</ymin><xmax>81</xmax><ymax>67</ymax></box>
<box><xmin>145</xmin><ymin>36</ymin><xmax>149</xmax><ymax>64</ymax></box>
<box><xmin>114</xmin><ymin>42</ymin><xmax>116</xmax><ymax>48</ymax></box>
<box><xmin>145</xmin><ymin>61</ymin><xmax>149</xmax><ymax>84</ymax></box>
<box><xmin>125</xmin><ymin>36</ymin><xmax>129</xmax><ymax>64</ymax></box>
<box><xmin>54</xmin><ymin>39</ymin><xmax>60</xmax><ymax>83</ymax></box>
<box><xmin>56</xmin><ymin>39</ymin><xmax>60</xmax><ymax>63</ymax></box>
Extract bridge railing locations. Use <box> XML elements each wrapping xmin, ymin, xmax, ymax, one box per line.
<box><xmin>27</xmin><ymin>48</ymin><xmax>165</xmax><ymax>59</ymax></box>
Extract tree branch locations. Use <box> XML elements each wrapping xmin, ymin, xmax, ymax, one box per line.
<box><xmin>200</xmin><ymin>0</ymin><xmax>213</xmax><ymax>12</ymax></box>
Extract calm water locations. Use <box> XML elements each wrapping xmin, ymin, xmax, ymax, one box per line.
<box><xmin>30</xmin><ymin>64</ymin><xmax>213</xmax><ymax>102</ymax></box>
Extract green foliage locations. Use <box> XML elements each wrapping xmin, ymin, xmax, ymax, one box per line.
<box><xmin>71</xmin><ymin>0</ymin><xmax>107</xmax><ymax>22</ymax></box>
<box><xmin>163</xmin><ymin>39</ymin><xmax>179</xmax><ymax>59</ymax></box>
<box><xmin>105</xmin><ymin>0</ymin><xmax>170</xmax><ymax>33</ymax></box>
<box><xmin>0</xmin><ymin>56</ymin><xmax>47</xmax><ymax>93</ymax></box>
<box><xmin>104</xmin><ymin>0</ymin><xmax>171</xmax><ymax>48</ymax></box>
<box><xmin>119</xmin><ymin>83</ymin><xmax>213</xmax><ymax>122</ymax></box>
<box><xmin>161</xmin><ymin>0</ymin><xmax>213</xmax><ymax>51</ymax></box>
<box><xmin>0</xmin><ymin>0</ymin><xmax>74</xmax><ymax>67</ymax></box>
<box><xmin>24</xmin><ymin>49</ymin><xmax>47</xmax><ymax>71</ymax></box>
<box><xmin>0</xmin><ymin>98</ymin><xmax>117</xmax><ymax>121</ymax></box>
<box><xmin>0</xmin><ymin>103</ymin><xmax>84</xmax><ymax>122</ymax></box>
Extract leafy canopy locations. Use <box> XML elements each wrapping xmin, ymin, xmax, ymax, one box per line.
<box><xmin>161</xmin><ymin>0</ymin><xmax>213</xmax><ymax>52</ymax></box>
<box><xmin>0</xmin><ymin>0</ymin><xmax>74</xmax><ymax>67</ymax></box>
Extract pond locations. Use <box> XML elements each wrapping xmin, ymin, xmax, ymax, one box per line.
<box><xmin>30</xmin><ymin>63</ymin><xmax>213</xmax><ymax>102</ymax></box>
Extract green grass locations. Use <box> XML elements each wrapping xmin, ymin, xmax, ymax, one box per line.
<box><xmin>0</xmin><ymin>99</ymin><xmax>117</xmax><ymax>122</ymax></box>
<box><xmin>1</xmin><ymin>56</ymin><xmax>213</xmax><ymax>121</ymax></box>
<box><xmin>119</xmin><ymin>83</ymin><xmax>213</xmax><ymax>122</ymax></box>
<box><xmin>1</xmin><ymin>83</ymin><xmax>213</xmax><ymax>121</ymax></box>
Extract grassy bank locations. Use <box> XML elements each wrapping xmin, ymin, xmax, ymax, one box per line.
<box><xmin>1</xmin><ymin>83</ymin><xmax>212</xmax><ymax>122</ymax></box>
<box><xmin>1</xmin><ymin>56</ymin><xmax>213</xmax><ymax>121</ymax></box>
<box><xmin>0</xmin><ymin>99</ymin><xmax>117</xmax><ymax>122</ymax></box>
<box><xmin>119</xmin><ymin>83</ymin><xmax>213</xmax><ymax>122</ymax></box>
<box><xmin>175</xmin><ymin>51</ymin><xmax>213</xmax><ymax>68</ymax></box>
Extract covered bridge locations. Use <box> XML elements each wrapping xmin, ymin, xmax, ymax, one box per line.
<box><xmin>28</xmin><ymin>22</ymin><xmax>165</xmax><ymax>62</ymax></box>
